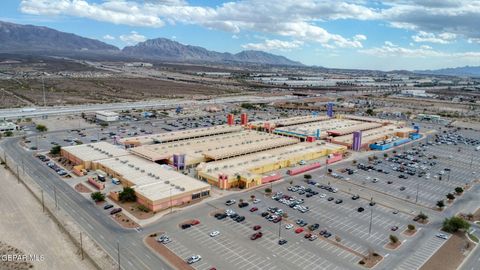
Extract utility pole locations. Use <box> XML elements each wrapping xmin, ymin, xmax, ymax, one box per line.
<box><xmin>41</xmin><ymin>190</ymin><xmax>44</xmax><ymax>212</ymax></box>
<box><xmin>470</xmin><ymin>152</ymin><xmax>474</xmax><ymax>169</ymax></box>
<box><xmin>117</xmin><ymin>242</ymin><xmax>120</xmax><ymax>270</ymax></box>
<box><xmin>54</xmin><ymin>186</ymin><xmax>58</xmax><ymax>209</ymax></box>
<box><xmin>80</xmin><ymin>232</ymin><xmax>84</xmax><ymax>260</ymax></box>
<box><xmin>42</xmin><ymin>76</ymin><xmax>46</xmax><ymax>107</ymax></box>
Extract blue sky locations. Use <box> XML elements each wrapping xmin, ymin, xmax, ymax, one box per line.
<box><xmin>2</xmin><ymin>0</ymin><xmax>480</xmax><ymax>70</ymax></box>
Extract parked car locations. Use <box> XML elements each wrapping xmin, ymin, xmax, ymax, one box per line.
<box><xmin>295</xmin><ymin>228</ymin><xmax>304</xmax><ymax>234</ymax></box>
<box><xmin>110</xmin><ymin>208</ymin><xmax>122</xmax><ymax>215</ymax></box>
<box><xmin>225</xmin><ymin>199</ymin><xmax>236</xmax><ymax>206</ymax></box>
<box><xmin>209</xmin><ymin>231</ymin><xmax>220</xmax><ymax>237</ymax></box>
<box><xmin>278</xmin><ymin>239</ymin><xmax>288</xmax><ymax>245</ymax></box>
<box><xmin>351</xmin><ymin>195</ymin><xmax>360</xmax><ymax>200</ymax></box>
<box><xmin>238</xmin><ymin>202</ymin><xmax>249</xmax><ymax>208</ymax></box>
<box><xmin>436</xmin><ymin>233</ymin><xmax>448</xmax><ymax>240</ymax></box>
<box><xmin>186</xmin><ymin>255</ymin><xmax>202</xmax><ymax>264</ymax></box>
<box><xmin>103</xmin><ymin>204</ymin><xmax>114</xmax><ymax>210</ymax></box>
<box><xmin>253</xmin><ymin>225</ymin><xmax>262</xmax><ymax>231</ymax></box>
<box><xmin>249</xmin><ymin>207</ymin><xmax>258</xmax><ymax>212</ymax></box>
<box><xmin>250</xmin><ymin>232</ymin><xmax>263</xmax><ymax>240</ymax></box>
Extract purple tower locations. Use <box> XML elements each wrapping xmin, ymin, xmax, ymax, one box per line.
<box><xmin>327</xmin><ymin>102</ymin><xmax>334</xmax><ymax>117</ymax></box>
<box><xmin>173</xmin><ymin>153</ymin><xmax>186</xmax><ymax>170</ymax></box>
<box><xmin>352</xmin><ymin>131</ymin><xmax>362</xmax><ymax>151</ymax></box>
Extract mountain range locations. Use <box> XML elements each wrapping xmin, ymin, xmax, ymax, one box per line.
<box><xmin>0</xmin><ymin>20</ymin><xmax>302</xmax><ymax>66</ymax></box>
<box><xmin>415</xmin><ymin>66</ymin><xmax>480</xmax><ymax>77</ymax></box>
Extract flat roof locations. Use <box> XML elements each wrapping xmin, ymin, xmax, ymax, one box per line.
<box><xmin>130</xmin><ymin>130</ymin><xmax>299</xmax><ymax>164</ymax></box>
<box><xmin>95</xmin><ymin>111</ymin><xmax>119</xmax><ymax>116</ymax></box>
<box><xmin>98</xmin><ymin>155</ymin><xmax>210</xmax><ymax>202</ymax></box>
<box><xmin>249</xmin><ymin>115</ymin><xmax>330</xmax><ymax>129</ymax></box>
<box><xmin>327</xmin><ymin>122</ymin><xmax>383</xmax><ymax>136</ymax></box>
<box><xmin>274</xmin><ymin>119</ymin><xmax>372</xmax><ymax>138</ymax></box>
<box><xmin>120</xmin><ymin>125</ymin><xmax>243</xmax><ymax>145</ymax></box>
<box><xmin>62</xmin><ymin>142</ymin><xmax>129</xmax><ymax>161</ymax></box>
<box><xmin>197</xmin><ymin>142</ymin><xmax>346</xmax><ymax>181</ymax></box>
<box><xmin>331</xmin><ymin>125</ymin><xmax>415</xmax><ymax>144</ymax></box>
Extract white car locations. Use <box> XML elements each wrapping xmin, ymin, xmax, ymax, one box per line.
<box><xmin>285</xmin><ymin>224</ymin><xmax>294</xmax><ymax>230</ymax></box>
<box><xmin>187</xmin><ymin>255</ymin><xmax>202</xmax><ymax>264</ymax></box>
<box><xmin>319</xmin><ymin>193</ymin><xmax>326</xmax><ymax>198</ymax></box>
<box><xmin>253</xmin><ymin>199</ymin><xmax>261</xmax><ymax>204</ymax></box>
<box><xmin>436</xmin><ymin>233</ymin><xmax>448</xmax><ymax>240</ymax></box>
<box><xmin>209</xmin><ymin>231</ymin><xmax>220</xmax><ymax>237</ymax></box>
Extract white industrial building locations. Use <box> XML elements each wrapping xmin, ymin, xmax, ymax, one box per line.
<box><xmin>95</xmin><ymin>111</ymin><xmax>119</xmax><ymax>122</ymax></box>
<box><xmin>0</xmin><ymin>121</ymin><xmax>18</xmax><ymax>132</ymax></box>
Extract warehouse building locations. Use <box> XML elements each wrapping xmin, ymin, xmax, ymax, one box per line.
<box><xmin>196</xmin><ymin>142</ymin><xmax>346</xmax><ymax>189</ymax></box>
<box><xmin>119</xmin><ymin>125</ymin><xmax>243</xmax><ymax>147</ymax></box>
<box><xmin>330</xmin><ymin>125</ymin><xmax>416</xmax><ymax>150</ymax></box>
<box><xmin>0</xmin><ymin>121</ymin><xmax>18</xmax><ymax>132</ymax></box>
<box><xmin>97</xmin><ymin>155</ymin><xmax>211</xmax><ymax>212</ymax></box>
<box><xmin>61</xmin><ymin>142</ymin><xmax>129</xmax><ymax>170</ymax></box>
<box><xmin>95</xmin><ymin>111</ymin><xmax>119</xmax><ymax>122</ymax></box>
<box><xmin>129</xmin><ymin>130</ymin><xmax>299</xmax><ymax>168</ymax></box>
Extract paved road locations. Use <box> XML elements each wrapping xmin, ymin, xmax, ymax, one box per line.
<box><xmin>1</xmin><ymin>137</ymin><xmax>173</xmax><ymax>270</ymax></box>
<box><xmin>0</xmin><ymin>95</ymin><xmax>288</xmax><ymax>119</ymax></box>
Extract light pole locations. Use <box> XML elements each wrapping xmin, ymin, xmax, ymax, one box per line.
<box><xmin>278</xmin><ymin>219</ymin><xmax>282</xmax><ymax>240</ymax></box>
<box><xmin>415</xmin><ymin>183</ymin><xmax>419</xmax><ymax>204</ymax></box>
<box><xmin>169</xmin><ymin>188</ymin><xmax>173</xmax><ymax>214</ymax></box>
<box><xmin>117</xmin><ymin>242</ymin><xmax>120</xmax><ymax>270</ymax></box>
<box><xmin>369</xmin><ymin>207</ymin><xmax>373</xmax><ymax>236</ymax></box>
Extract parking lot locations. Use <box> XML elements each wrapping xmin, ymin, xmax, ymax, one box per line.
<box><xmin>334</xmin><ymin>132</ymin><xmax>479</xmax><ymax>209</ymax></box>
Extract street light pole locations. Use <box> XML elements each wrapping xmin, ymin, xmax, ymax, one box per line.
<box><xmin>415</xmin><ymin>183</ymin><xmax>419</xmax><ymax>204</ymax></box>
<box><xmin>278</xmin><ymin>219</ymin><xmax>282</xmax><ymax>240</ymax></box>
<box><xmin>170</xmin><ymin>188</ymin><xmax>173</xmax><ymax>214</ymax></box>
<box><xmin>117</xmin><ymin>242</ymin><xmax>120</xmax><ymax>270</ymax></box>
<box><xmin>369</xmin><ymin>207</ymin><xmax>373</xmax><ymax>235</ymax></box>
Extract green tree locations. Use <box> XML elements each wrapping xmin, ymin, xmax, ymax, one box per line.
<box><xmin>442</xmin><ymin>216</ymin><xmax>471</xmax><ymax>233</ymax></box>
<box><xmin>407</xmin><ymin>224</ymin><xmax>416</xmax><ymax>231</ymax></box>
<box><xmin>50</xmin><ymin>145</ymin><xmax>61</xmax><ymax>155</ymax></box>
<box><xmin>389</xmin><ymin>235</ymin><xmax>399</xmax><ymax>244</ymax></box>
<box><xmin>418</xmin><ymin>212</ymin><xmax>428</xmax><ymax>221</ymax></box>
<box><xmin>455</xmin><ymin>187</ymin><xmax>464</xmax><ymax>194</ymax></box>
<box><xmin>25</xmin><ymin>118</ymin><xmax>32</xmax><ymax>122</ymax></box>
<box><xmin>304</xmin><ymin>174</ymin><xmax>312</xmax><ymax>180</ymax></box>
<box><xmin>366</xmin><ymin>109</ymin><xmax>374</xmax><ymax>116</ymax></box>
<box><xmin>36</xmin><ymin>124</ymin><xmax>48</xmax><ymax>132</ymax></box>
<box><xmin>265</xmin><ymin>187</ymin><xmax>272</xmax><ymax>194</ymax></box>
<box><xmin>3</xmin><ymin>131</ymin><xmax>13</xmax><ymax>137</ymax></box>
<box><xmin>90</xmin><ymin>192</ymin><xmax>105</xmax><ymax>202</ymax></box>
<box><xmin>383</xmin><ymin>153</ymin><xmax>388</xmax><ymax>158</ymax></box>
<box><xmin>446</xmin><ymin>193</ymin><xmax>455</xmax><ymax>200</ymax></box>
<box><xmin>250</xmin><ymin>194</ymin><xmax>256</xmax><ymax>201</ymax></box>
<box><xmin>119</xmin><ymin>187</ymin><xmax>137</xmax><ymax>202</ymax></box>
<box><xmin>436</xmin><ymin>200</ymin><xmax>445</xmax><ymax>208</ymax></box>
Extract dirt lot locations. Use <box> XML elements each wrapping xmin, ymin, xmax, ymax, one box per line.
<box><xmin>420</xmin><ymin>232</ymin><xmax>474</xmax><ymax>270</ymax></box>
<box><xmin>0</xmin><ymin>77</ymin><xmax>240</xmax><ymax>108</ymax></box>
<box><xmin>0</xmin><ymin>166</ymin><xmax>94</xmax><ymax>270</ymax></box>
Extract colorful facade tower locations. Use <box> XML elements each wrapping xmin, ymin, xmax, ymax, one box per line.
<box><xmin>327</xmin><ymin>102</ymin><xmax>334</xmax><ymax>117</ymax></box>
<box><xmin>173</xmin><ymin>153</ymin><xmax>186</xmax><ymax>170</ymax></box>
<box><xmin>227</xmin><ymin>114</ymin><xmax>234</xmax><ymax>126</ymax></box>
<box><xmin>352</xmin><ymin>131</ymin><xmax>362</xmax><ymax>151</ymax></box>
<box><xmin>240</xmin><ymin>113</ymin><xmax>248</xmax><ymax>125</ymax></box>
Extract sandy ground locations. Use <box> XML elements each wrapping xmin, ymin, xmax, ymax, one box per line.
<box><xmin>34</xmin><ymin>115</ymin><xmax>95</xmax><ymax>131</ymax></box>
<box><xmin>0</xmin><ymin>166</ymin><xmax>95</xmax><ymax>270</ymax></box>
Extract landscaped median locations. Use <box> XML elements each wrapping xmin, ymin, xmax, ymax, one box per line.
<box><xmin>144</xmin><ymin>233</ymin><xmax>194</xmax><ymax>270</ymax></box>
<box><xmin>419</xmin><ymin>232</ymin><xmax>476</xmax><ymax>270</ymax></box>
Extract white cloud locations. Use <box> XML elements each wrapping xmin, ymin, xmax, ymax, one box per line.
<box><xmin>353</xmin><ymin>34</ymin><xmax>367</xmax><ymax>41</ymax></box>
<box><xmin>384</xmin><ymin>41</ymin><xmax>396</xmax><ymax>47</ymax></box>
<box><xmin>242</xmin><ymin>39</ymin><xmax>303</xmax><ymax>51</ymax></box>
<box><xmin>231</xmin><ymin>34</ymin><xmax>239</xmax><ymax>39</ymax></box>
<box><xmin>412</xmin><ymin>31</ymin><xmax>456</xmax><ymax>44</ymax></box>
<box><xmin>360</xmin><ymin>43</ymin><xmax>480</xmax><ymax>60</ymax></box>
<box><xmin>103</xmin><ymin>34</ymin><xmax>115</xmax><ymax>40</ymax></box>
<box><xmin>19</xmin><ymin>0</ymin><xmax>369</xmax><ymax>48</ymax></box>
<box><xmin>119</xmin><ymin>31</ymin><xmax>147</xmax><ymax>44</ymax></box>
<box><xmin>467</xmin><ymin>38</ymin><xmax>480</xmax><ymax>44</ymax></box>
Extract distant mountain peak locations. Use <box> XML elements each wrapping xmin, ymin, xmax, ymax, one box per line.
<box><xmin>415</xmin><ymin>65</ymin><xmax>480</xmax><ymax>77</ymax></box>
<box><xmin>122</xmin><ymin>37</ymin><xmax>303</xmax><ymax>66</ymax></box>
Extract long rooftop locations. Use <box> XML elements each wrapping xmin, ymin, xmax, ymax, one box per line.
<box><xmin>61</xmin><ymin>141</ymin><xmax>129</xmax><ymax>161</ymax></box>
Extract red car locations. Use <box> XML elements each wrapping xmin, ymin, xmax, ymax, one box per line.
<box><xmin>250</xmin><ymin>207</ymin><xmax>258</xmax><ymax>212</ymax></box>
<box><xmin>250</xmin><ymin>232</ymin><xmax>263</xmax><ymax>240</ymax></box>
<box><xmin>253</xmin><ymin>225</ymin><xmax>262</xmax><ymax>231</ymax></box>
<box><xmin>295</xmin><ymin>228</ymin><xmax>304</xmax><ymax>234</ymax></box>
<box><xmin>191</xmin><ymin>220</ymin><xmax>200</xmax><ymax>225</ymax></box>
<box><xmin>304</xmin><ymin>233</ymin><xmax>312</xmax><ymax>239</ymax></box>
